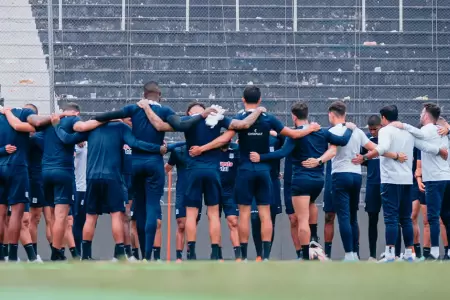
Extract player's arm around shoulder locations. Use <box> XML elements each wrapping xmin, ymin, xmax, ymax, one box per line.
<box><xmin>0</xmin><ymin>108</ymin><xmax>36</xmax><ymax>132</ymax></box>
<box><xmin>227</xmin><ymin>107</ymin><xmax>265</xmax><ymax>130</ymax></box>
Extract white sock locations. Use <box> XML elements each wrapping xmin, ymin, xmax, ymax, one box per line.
<box><xmin>353</xmin><ymin>252</ymin><xmax>359</xmax><ymax>260</ymax></box>
<box><xmin>448</xmin><ymin>249</ymin><xmax>450</xmax><ymax>257</ymax></box>
<box><xmin>344</xmin><ymin>252</ymin><xmax>354</xmax><ymax>260</ymax></box>
<box><xmin>404</xmin><ymin>248</ymin><xmax>413</xmax><ymax>258</ymax></box>
<box><xmin>385</xmin><ymin>246</ymin><xmax>395</xmax><ymax>259</ymax></box>
<box><xmin>431</xmin><ymin>247</ymin><xmax>439</xmax><ymax>258</ymax></box>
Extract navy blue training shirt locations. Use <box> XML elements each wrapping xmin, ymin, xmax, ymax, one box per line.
<box><xmin>259</xmin><ymin>125</ymin><xmax>353</xmax><ymax>179</ymax></box>
<box><xmin>168</xmin><ymin>145</ymin><xmax>188</xmax><ymax>199</ymax></box>
<box><xmin>268</xmin><ymin>135</ymin><xmax>284</xmax><ymax>178</ymax></box>
<box><xmin>28</xmin><ymin>132</ymin><xmax>45</xmax><ymax>182</ymax></box>
<box><xmin>219</xmin><ymin>143</ymin><xmax>240</xmax><ymax>196</ymax></box>
<box><xmin>284</xmin><ymin>154</ymin><xmax>293</xmax><ymax>186</ymax></box>
<box><xmin>361</xmin><ymin>135</ymin><xmax>380</xmax><ymax>184</ymax></box>
<box><xmin>0</xmin><ymin>108</ymin><xmax>36</xmax><ymax>167</ymax></box>
<box><xmin>42</xmin><ymin>116</ymin><xmax>85</xmax><ymax>171</ymax></box>
<box><xmin>412</xmin><ymin>147</ymin><xmax>421</xmax><ymax>183</ymax></box>
<box><xmin>122</xmin><ymin>144</ymin><xmax>133</xmax><ymax>176</ymax></box>
<box><xmin>183</xmin><ymin>116</ymin><xmax>232</xmax><ymax>169</ymax></box>
<box><xmin>324</xmin><ymin>160</ymin><xmax>332</xmax><ymax>191</ymax></box>
<box><xmin>234</xmin><ymin>111</ymin><xmax>284</xmax><ymax>171</ymax></box>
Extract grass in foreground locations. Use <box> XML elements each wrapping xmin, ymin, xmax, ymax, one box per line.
<box><xmin>0</xmin><ymin>261</ymin><xmax>447</xmax><ymax>299</ymax></box>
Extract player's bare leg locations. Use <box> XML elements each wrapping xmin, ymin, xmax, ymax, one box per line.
<box><xmin>288</xmin><ymin>214</ymin><xmax>302</xmax><ymax>258</ymax></box>
<box><xmin>51</xmin><ymin>204</ymin><xmax>70</xmax><ymax>260</ymax></box>
<box><xmin>130</xmin><ymin>219</ymin><xmax>140</xmax><ymax>260</ymax></box>
<box><xmin>185</xmin><ymin>207</ymin><xmax>199</xmax><ymax>259</ymax></box>
<box><xmin>43</xmin><ymin>207</ymin><xmax>54</xmax><ymax>245</ymax></box>
<box><xmin>175</xmin><ymin>217</ymin><xmax>186</xmax><ymax>262</ymax></box>
<box><xmin>152</xmin><ymin>219</ymin><xmax>162</xmax><ymax>261</ymax></box>
<box><xmin>19</xmin><ymin>212</ymin><xmax>39</xmax><ymax>262</ymax></box>
<box><xmin>8</xmin><ymin>204</ymin><xmax>26</xmax><ymax>262</ymax></box>
<box><xmin>411</xmin><ymin>200</ymin><xmax>421</xmax><ymax>258</ymax></box>
<box><xmin>226</xmin><ymin>215</ymin><xmax>241</xmax><ymax>261</ymax></box>
<box><xmin>123</xmin><ymin>202</ymin><xmax>132</xmax><ymax>259</ymax></box>
<box><xmin>257</xmin><ymin>205</ymin><xmax>273</xmax><ymax>261</ymax></box>
<box><xmin>207</xmin><ymin>205</ymin><xmax>221</xmax><ymax>260</ymax></box>
<box><xmin>324</xmin><ymin>212</ymin><xmax>335</xmax><ymax>259</ymax></box>
<box><xmin>65</xmin><ymin>215</ymin><xmax>79</xmax><ymax>259</ymax></box>
<box><xmin>81</xmin><ymin>214</ymin><xmax>98</xmax><ymax>260</ymax></box>
<box><xmin>293</xmin><ymin>196</ymin><xmax>311</xmax><ymax>260</ymax></box>
<box><xmin>238</xmin><ymin>205</ymin><xmax>251</xmax><ymax>260</ymax></box>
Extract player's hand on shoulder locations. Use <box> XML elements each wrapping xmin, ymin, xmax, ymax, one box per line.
<box><xmin>302</xmin><ymin>158</ymin><xmax>320</xmax><ymax>168</ymax></box>
<box><xmin>51</xmin><ymin>113</ymin><xmax>60</xmax><ymax>126</ymax></box>
<box><xmin>249</xmin><ymin>152</ymin><xmax>260</xmax><ymax>163</ymax></box>
<box><xmin>5</xmin><ymin>144</ymin><xmax>17</xmax><ymax>154</ymax></box>
<box><xmin>389</xmin><ymin>121</ymin><xmax>404</xmax><ymax>129</ymax></box>
<box><xmin>257</xmin><ymin>106</ymin><xmax>267</xmax><ymax>113</ymax></box>
<box><xmin>439</xmin><ymin>147</ymin><xmax>448</xmax><ymax>160</ymax></box>
<box><xmin>189</xmin><ymin>146</ymin><xmax>202</xmax><ymax>157</ymax></box>
<box><xmin>0</xmin><ymin>107</ymin><xmax>12</xmax><ymax>114</ymax></box>
<box><xmin>345</xmin><ymin>122</ymin><xmax>357</xmax><ymax>130</ymax></box>
<box><xmin>201</xmin><ymin>107</ymin><xmax>218</xmax><ymax>118</ymax></box>
<box><xmin>437</xmin><ymin>126</ymin><xmax>449</xmax><ymax>136</ymax></box>
<box><xmin>351</xmin><ymin>154</ymin><xmax>364</xmax><ymax>165</ymax></box>
<box><xmin>160</xmin><ymin>144</ymin><xmax>168</xmax><ymax>155</ymax></box>
<box><xmin>310</xmin><ymin>122</ymin><xmax>321</xmax><ymax>132</ymax></box>
<box><xmin>269</xmin><ymin>130</ymin><xmax>277</xmax><ymax>137</ymax></box>
<box><xmin>137</xmin><ymin>99</ymin><xmax>150</xmax><ymax>109</ymax></box>
<box><xmin>397</xmin><ymin>152</ymin><xmax>407</xmax><ymax>163</ymax></box>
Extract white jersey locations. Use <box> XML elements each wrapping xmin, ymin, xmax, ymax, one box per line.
<box><xmin>329</xmin><ymin>124</ymin><xmax>370</xmax><ymax>175</ymax></box>
<box><xmin>74</xmin><ymin>142</ymin><xmax>87</xmax><ymax>192</ymax></box>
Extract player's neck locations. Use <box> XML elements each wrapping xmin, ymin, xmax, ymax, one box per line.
<box><xmin>145</xmin><ymin>96</ymin><xmax>159</xmax><ymax>102</ymax></box>
<box><xmin>422</xmin><ymin>120</ymin><xmax>434</xmax><ymax>126</ymax></box>
<box><xmin>295</xmin><ymin>119</ymin><xmax>308</xmax><ymax>127</ymax></box>
<box><xmin>244</xmin><ymin>104</ymin><xmax>259</xmax><ymax>111</ymax></box>
<box><xmin>333</xmin><ymin>117</ymin><xmax>346</xmax><ymax>125</ymax></box>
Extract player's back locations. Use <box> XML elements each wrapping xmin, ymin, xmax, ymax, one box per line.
<box><xmin>42</xmin><ymin>116</ymin><xmax>81</xmax><ymax>170</ymax></box>
<box><xmin>419</xmin><ymin>123</ymin><xmax>450</xmax><ymax>181</ymax></box>
<box><xmin>123</xmin><ymin>104</ymin><xmax>173</xmax><ymax>156</ymax></box>
<box><xmin>268</xmin><ymin>135</ymin><xmax>283</xmax><ymax>178</ymax></box>
<box><xmin>0</xmin><ymin>108</ymin><xmax>35</xmax><ymax>167</ymax></box>
<box><xmin>87</xmin><ymin>122</ymin><xmax>127</xmax><ymax>180</ymax></box>
<box><xmin>168</xmin><ymin>145</ymin><xmax>188</xmax><ymax>198</ymax></box>
<box><xmin>184</xmin><ymin>116</ymin><xmax>230</xmax><ymax>169</ymax></box>
<box><xmin>28</xmin><ymin>132</ymin><xmax>44</xmax><ymax>181</ymax></box>
<box><xmin>329</xmin><ymin>124</ymin><xmax>368</xmax><ymax>175</ymax></box>
<box><xmin>219</xmin><ymin>143</ymin><xmax>239</xmax><ymax>196</ymax></box>
<box><xmin>122</xmin><ymin>144</ymin><xmax>132</xmax><ymax>177</ymax></box>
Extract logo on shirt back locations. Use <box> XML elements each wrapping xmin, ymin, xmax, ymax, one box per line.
<box><xmin>123</xmin><ymin>144</ymin><xmax>132</xmax><ymax>155</ymax></box>
<box><xmin>220</xmin><ymin>161</ymin><xmax>233</xmax><ymax>172</ymax></box>
<box><xmin>248</xmin><ymin>128</ymin><xmax>263</xmax><ymax>136</ymax></box>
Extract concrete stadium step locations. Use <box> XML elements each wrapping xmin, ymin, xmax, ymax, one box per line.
<box><xmin>53</xmin><ymin>69</ymin><xmax>449</xmax><ymax>86</ymax></box>
<box><xmin>53</xmin><ymin>56</ymin><xmax>450</xmax><ymax>72</ymax></box>
<box><xmin>44</xmin><ymin>43</ymin><xmax>450</xmax><ymax>59</ymax></box>
<box><xmin>53</xmin><ymin>84</ymin><xmax>450</xmax><ymax>100</ymax></box>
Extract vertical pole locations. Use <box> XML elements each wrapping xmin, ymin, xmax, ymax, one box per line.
<box><xmin>186</xmin><ymin>0</ymin><xmax>190</xmax><ymax>31</ymax></box>
<box><xmin>236</xmin><ymin>0</ymin><xmax>240</xmax><ymax>31</ymax></box>
<box><xmin>293</xmin><ymin>0</ymin><xmax>297</xmax><ymax>32</ymax></box>
<box><xmin>399</xmin><ymin>0</ymin><xmax>403</xmax><ymax>32</ymax></box>
<box><xmin>362</xmin><ymin>0</ymin><xmax>366</xmax><ymax>32</ymax></box>
<box><xmin>48</xmin><ymin>0</ymin><xmax>56</xmax><ymax>113</ymax></box>
<box><xmin>166</xmin><ymin>171</ymin><xmax>172</xmax><ymax>261</ymax></box>
<box><xmin>121</xmin><ymin>0</ymin><xmax>126</xmax><ymax>30</ymax></box>
<box><xmin>58</xmin><ymin>0</ymin><xmax>62</xmax><ymax>30</ymax></box>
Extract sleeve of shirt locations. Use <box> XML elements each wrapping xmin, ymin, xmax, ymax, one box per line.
<box><xmin>269</xmin><ymin>115</ymin><xmax>285</xmax><ymax>133</ymax></box>
<box><xmin>71</xmin><ymin>116</ymin><xmax>82</xmax><ymax>127</ymax></box>
<box><xmin>414</xmin><ymin>139</ymin><xmax>440</xmax><ymax>155</ymax></box>
<box><xmin>221</xmin><ymin>116</ymin><xmax>232</xmax><ymax>129</ymax></box>
<box><xmin>95</xmin><ymin>107</ymin><xmax>130</xmax><ymax>122</ymax></box>
<box><xmin>374</xmin><ymin>127</ymin><xmax>392</xmax><ymax>156</ymax></box>
<box><xmin>324</xmin><ymin>128</ymin><xmax>353</xmax><ymax>146</ymax></box>
<box><xmin>416</xmin><ymin>148</ymin><xmax>421</xmax><ymax>160</ymax></box>
<box><xmin>122</xmin><ymin>124</ymin><xmax>161</xmax><ymax>153</ymax></box>
<box><xmin>21</xmin><ymin>108</ymin><xmax>36</xmax><ymax>121</ymax></box>
<box><xmin>54</xmin><ymin>124</ymin><xmax>89</xmax><ymax>145</ymax></box>
<box><xmin>259</xmin><ymin>137</ymin><xmax>295</xmax><ymax>161</ymax></box>
<box><xmin>403</xmin><ymin>123</ymin><xmax>427</xmax><ymax>140</ymax></box>
<box><xmin>167</xmin><ymin>151</ymin><xmax>178</xmax><ymax>166</ymax></box>
<box><xmin>0</xmin><ymin>147</ymin><xmax>7</xmax><ymax>156</ymax></box>
<box><xmin>167</xmin><ymin>114</ymin><xmax>203</xmax><ymax>132</ymax></box>
<box><xmin>358</xmin><ymin>129</ymin><xmax>370</xmax><ymax>146</ymax></box>
<box><xmin>161</xmin><ymin>106</ymin><xmax>176</xmax><ymax>120</ymax></box>
<box><xmin>167</xmin><ymin>142</ymin><xmax>186</xmax><ymax>152</ymax></box>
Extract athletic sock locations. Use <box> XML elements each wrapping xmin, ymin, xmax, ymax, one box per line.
<box><xmin>240</xmin><ymin>243</ymin><xmax>248</xmax><ymax>260</ymax></box>
<box><xmin>302</xmin><ymin>245</ymin><xmax>310</xmax><ymax>260</ymax></box>
<box><xmin>132</xmin><ymin>248</ymin><xmax>140</xmax><ymax>260</ymax></box>
<box><xmin>82</xmin><ymin>240</ymin><xmax>92</xmax><ymax>260</ymax></box>
<box><xmin>444</xmin><ymin>246</ymin><xmax>449</xmax><ymax>256</ymax></box>
<box><xmin>176</xmin><ymin>250</ymin><xmax>183</xmax><ymax>260</ymax></box>
<box><xmin>32</xmin><ymin>243</ymin><xmax>38</xmax><ymax>256</ymax></box>
<box><xmin>69</xmin><ymin>247</ymin><xmax>79</xmax><ymax>259</ymax></box>
<box><xmin>262</xmin><ymin>241</ymin><xmax>271</xmax><ymax>260</ymax></box>
<box><xmin>430</xmin><ymin>246</ymin><xmax>439</xmax><ymax>259</ymax></box>
<box><xmin>309</xmin><ymin>224</ymin><xmax>318</xmax><ymax>241</ymax></box>
<box><xmin>233</xmin><ymin>246</ymin><xmax>242</xmax><ymax>260</ymax></box>
<box><xmin>124</xmin><ymin>245</ymin><xmax>132</xmax><ymax>258</ymax></box>
<box><xmin>423</xmin><ymin>247</ymin><xmax>431</xmax><ymax>259</ymax></box>
<box><xmin>210</xmin><ymin>244</ymin><xmax>219</xmax><ymax>260</ymax></box>
<box><xmin>61</xmin><ymin>248</ymin><xmax>66</xmax><ymax>256</ymax></box>
<box><xmin>325</xmin><ymin>242</ymin><xmax>332</xmax><ymax>258</ymax></box>
<box><xmin>218</xmin><ymin>246</ymin><xmax>223</xmax><ymax>260</ymax></box>
<box><xmin>414</xmin><ymin>243</ymin><xmax>422</xmax><ymax>258</ymax></box>
<box><xmin>8</xmin><ymin>244</ymin><xmax>18</xmax><ymax>261</ymax></box>
<box><xmin>50</xmin><ymin>246</ymin><xmax>59</xmax><ymax>261</ymax></box>
<box><xmin>3</xmin><ymin>243</ymin><xmax>8</xmax><ymax>258</ymax></box>
<box><xmin>296</xmin><ymin>249</ymin><xmax>302</xmax><ymax>259</ymax></box>
<box><xmin>24</xmin><ymin>243</ymin><xmax>37</xmax><ymax>261</ymax></box>
<box><xmin>152</xmin><ymin>247</ymin><xmax>161</xmax><ymax>261</ymax></box>
<box><xmin>114</xmin><ymin>243</ymin><xmax>126</xmax><ymax>260</ymax></box>
<box><xmin>0</xmin><ymin>243</ymin><xmax>4</xmax><ymax>260</ymax></box>
<box><xmin>187</xmin><ymin>241</ymin><xmax>196</xmax><ymax>260</ymax></box>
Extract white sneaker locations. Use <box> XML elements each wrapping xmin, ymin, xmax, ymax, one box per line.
<box><xmin>29</xmin><ymin>255</ymin><xmax>44</xmax><ymax>263</ymax></box>
<box><xmin>111</xmin><ymin>258</ymin><xmax>119</xmax><ymax>263</ymax></box>
<box><xmin>368</xmin><ymin>257</ymin><xmax>377</xmax><ymax>262</ymax></box>
<box><xmin>378</xmin><ymin>255</ymin><xmax>395</xmax><ymax>263</ymax></box>
<box><xmin>127</xmin><ymin>256</ymin><xmax>139</xmax><ymax>263</ymax></box>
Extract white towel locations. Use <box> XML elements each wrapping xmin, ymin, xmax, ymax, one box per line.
<box><xmin>205</xmin><ymin>105</ymin><xmax>226</xmax><ymax>128</ymax></box>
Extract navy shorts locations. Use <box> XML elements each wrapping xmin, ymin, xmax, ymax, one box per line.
<box><xmin>220</xmin><ymin>195</ymin><xmax>239</xmax><ymax>217</ymax></box>
<box><xmin>175</xmin><ymin>193</ymin><xmax>186</xmax><ymax>219</ymax></box>
<box><xmin>441</xmin><ymin>182</ymin><xmax>450</xmax><ymax>221</ymax></box>
<box><xmin>271</xmin><ymin>176</ymin><xmax>282</xmax><ymax>215</ymax></box>
<box><xmin>284</xmin><ymin>179</ymin><xmax>294</xmax><ymax>215</ymax></box>
<box><xmin>322</xmin><ymin>182</ymin><xmax>334</xmax><ymax>213</ymax></box>
<box><xmin>29</xmin><ymin>179</ymin><xmax>50</xmax><ymax>208</ymax></box>
<box><xmin>43</xmin><ymin>169</ymin><xmax>74</xmax><ymax>206</ymax></box>
<box><xmin>412</xmin><ymin>180</ymin><xmax>426</xmax><ymax>205</ymax></box>
<box><xmin>365</xmin><ymin>183</ymin><xmax>382</xmax><ymax>213</ymax></box>
<box><xmin>291</xmin><ymin>177</ymin><xmax>324</xmax><ymax>203</ymax></box>
<box><xmin>184</xmin><ymin>168</ymin><xmax>222</xmax><ymax>208</ymax></box>
<box><xmin>235</xmin><ymin>169</ymin><xmax>272</xmax><ymax>206</ymax></box>
<box><xmin>85</xmin><ymin>178</ymin><xmax>126</xmax><ymax>215</ymax></box>
<box><xmin>0</xmin><ymin>165</ymin><xmax>30</xmax><ymax>206</ymax></box>
<box><xmin>124</xmin><ymin>174</ymin><xmax>134</xmax><ymax>200</ymax></box>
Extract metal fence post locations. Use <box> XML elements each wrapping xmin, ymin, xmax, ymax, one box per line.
<box><xmin>47</xmin><ymin>0</ymin><xmax>56</xmax><ymax>113</ymax></box>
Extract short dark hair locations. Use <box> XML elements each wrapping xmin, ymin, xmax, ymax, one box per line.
<box><xmin>423</xmin><ymin>102</ymin><xmax>441</xmax><ymax>121</ymax></box>
<box><xmin>328</xmin><ymin>101</ymin><xmax>346</xmax><ymax>117</ymax></box>
<box><xmin>379</xmin><ymin>105</ymin><xmax>398</xmax><ymax>122</ymax></box>
<box><xmin>185</xmin><ymin>102</ymin><xmax>205</xmax><ymax>116</ymax></box>
<box><xmin>63</xmin><ymin>102</ymin><xmax>81</xmax><ymax>112</ymax></box>
<box><xmin>243</xmin><ymin>85</ymin><xmax>261</xmax><ymax>104</ymax></box>
<box><xmin>24</xmin><ymin>103</ymin><xmax>38</xmax><ymax>114</ymax></box>
<box><xmin>291</xmin><ymin>102</ymin><xmax>309</xmax><ymax>120</ymax></box>
<box><xmin>367</xmin><ymin>115</ymin><xmax>381</xmax><ymax>127</ymax></box>
<box><xmin>144</xmin><ymin>81</ymin><xmax>161</xmax><ymax>97</ymax></box>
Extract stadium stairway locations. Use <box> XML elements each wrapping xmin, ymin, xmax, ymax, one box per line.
<box><xmin>0</xmin><ymin>0</ymin><xmax>53</xmax><ymax>113</ymax></box>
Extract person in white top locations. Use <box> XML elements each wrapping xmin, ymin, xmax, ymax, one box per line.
<box><xmin>437</xmin><ymin>117</ymin><xmax>450</xmax><ymax>260</ymax></box>
<box><xmin>389</xmin><ymin>103</ymin><xmax>450</xmax><ymax>260</ymax></box>
<box><xmin>327</xmin><ymin>101</ymin><xmax>404</xmax><ymax>261</ymax></box>
<box><xmin>358</xmin><ymin>104</ymin><xmax>447</xmax><ymax>262</ymax></box>
<box><xmin>73</xmin><ymin>142</ymin><xmax>87</xmax><ymax>255</ymax></box>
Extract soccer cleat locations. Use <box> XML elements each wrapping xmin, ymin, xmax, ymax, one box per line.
<box><xmin>310</xmin><ymin>236</ymin><xmax>320</xmax><ymax>246</ymax></box>
<box><xmin>29</xmin><ymin>256</ymin><xmax>44</xmax><ymax>264</ymax></box>
<box><xmin>425</xmin><ymin>254</ymin><xmax>439</xmax><ymax>261</ymax></box>
<box><xmin>127</xmin><ymin>256</ymin><xmax>139</xmax><ymax>263</ymax></box>
<box><xmin>367</xmin><ymin>257</ymin><xmax>377</xmax><ymax>262</ymax></box>
<box><xmin>442</xmin><ymin>254</ymin><xmax>450</xmax><ymax>261</ymax></box>
<box><xmin>309</xmin><ymin>241</ymin><xmax>328</xmax><ymax>261</ymax></box>
<box><xmin>255</xmin><ymin>256</ymin><xmax>262</xmax><ymax>262</ymax></box>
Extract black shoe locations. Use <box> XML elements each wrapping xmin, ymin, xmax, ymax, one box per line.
<box><xmin>442</xmin><ymin>254</ymin><xmax>449</xmax><ymax>261</ymax></box>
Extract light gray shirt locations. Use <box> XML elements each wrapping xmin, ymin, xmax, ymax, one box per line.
<box><xmin>329</xmin><ymin>124</ymin><xmax>370</xmax><ymax>175</ymax></box>
<box><xmin>74</xmin><ymin>143</ymin><xmax>87</xmax><ymax>192</ymax></box>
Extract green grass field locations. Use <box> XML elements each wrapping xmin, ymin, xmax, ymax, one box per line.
<box><xmin>0</xmin><ymin>262</ymin><xmax>447</xmax><ymax>299</ymax></box>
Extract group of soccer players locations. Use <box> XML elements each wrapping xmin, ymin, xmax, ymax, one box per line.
<box><xmin>1</xmin><ymin>81</ymin><xmax>450</xmax><ymax>262</ymax></box>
